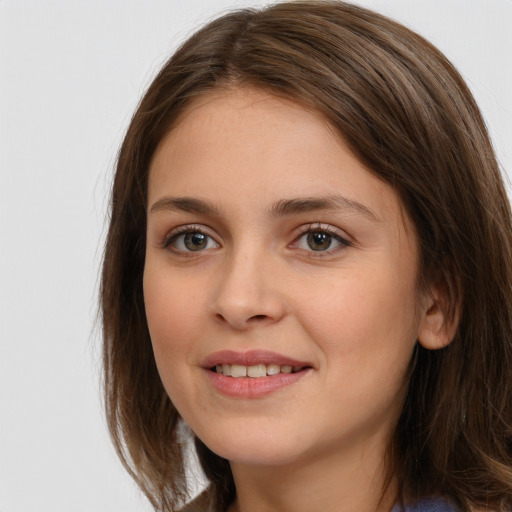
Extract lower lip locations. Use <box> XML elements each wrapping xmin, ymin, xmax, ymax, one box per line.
<box><xmin>204</xmin><ymin>369</ymin><xmax>311</xmax><ymax>398</ymax></box>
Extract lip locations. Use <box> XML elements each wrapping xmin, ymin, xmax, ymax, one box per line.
<box><xmin>201</xmin><ymin>349</ymin><xmax>312</xmax><ymax>369</ymax></box>
<box><xmin>201</xmin><ymin>350</ymin><xmax>313</xmax><ymax>399</ymax></box>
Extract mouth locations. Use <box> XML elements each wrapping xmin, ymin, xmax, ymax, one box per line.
<box><xmin>201</xmin><ymin>349</ymin><xmax>312</xmax><ymax>373</ymax></box>
<box><xmin>211</xmin><ymin>363</ymin><xmax>307</xmax><ymax>378</ymax></box>
<box><xmin>201</xmin><ymin>350</ymin><xmax>313</xmax><ymax>397</ymax></box>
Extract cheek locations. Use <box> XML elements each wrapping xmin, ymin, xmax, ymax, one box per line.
<box><xmin>143</xmin><ymin>271</ymin><xmax>206</xmax><ymax>419</ymax></box>
<box><xmin>143</xmin><ymin>265</ymin><xmax>204</xmax><ymax>377</ymax></box>
<box><xmin>297</xmin><ymin>267</ymin><xmax>419</xmax><ymax>373</ymax></box>
<box><xmin>144</xmin><ymin>256</ymin><xmax>205</xmax><ymax>327</ymax></box>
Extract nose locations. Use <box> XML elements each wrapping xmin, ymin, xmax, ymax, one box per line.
<box><xmin>211</xmin><ymin>246</ymin><xmax>286</xmax><ymax>330</ymax></box>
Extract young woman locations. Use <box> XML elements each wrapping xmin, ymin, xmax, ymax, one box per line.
<box><xmin>100</xmin><ymin>1</ymin><xmax>512</xmax><ymax>511</ymax></box>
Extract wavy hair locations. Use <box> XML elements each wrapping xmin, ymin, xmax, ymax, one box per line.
<box><xmin>101</xmin><ymin>2</ymin><xmax>512</xmax><ymax>510</ymax></box>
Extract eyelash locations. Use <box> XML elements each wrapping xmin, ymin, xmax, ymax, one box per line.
<box><xmin>163</xmin><ymin>225</ymin><xmax>219</xmax><ymax>255</ymax></box>
<box><xmin>291</xmin><ymin>223</ymin><xmax>352</xmax><ymax>258</ymax></box>
<box><xmin>162</xmin><ymin>223</ymin><xmax>351</xmax><ymax>257</ymax></box>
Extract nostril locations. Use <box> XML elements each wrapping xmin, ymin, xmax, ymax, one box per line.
<box><xmin>214</xmin><ymin>312</ymin><xmax>269</xmax><ymax>330</ymax></box>
<box><xmin>249</xmin><ymin>314</ymin><xmax>267</xmax><ymax>321</ymax></box>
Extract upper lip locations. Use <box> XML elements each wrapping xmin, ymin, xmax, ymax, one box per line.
<box><xmin>201</xmin><ymin>350</ymin><xmax>312</xmax><ymax>369</ymax></box>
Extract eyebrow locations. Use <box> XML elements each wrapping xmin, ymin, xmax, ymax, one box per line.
<box><xmin>149</xmin><ymin>196</ymin><xmax>220</xmax><ymax>215</ymax></box>
<box><xmin>149</xmin><ymin>195</ymin><xmax>379</xmax><ymax>222</ymax></box>
<box><xmin>269</xmin><ymin>196</ymin><xmax>379</xmax><ymax>222</ymax></box>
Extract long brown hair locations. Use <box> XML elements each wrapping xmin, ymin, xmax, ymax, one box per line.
<box><xmin>101</xmin><ymin>1</ymin><xmax>512</xmax><ymax>510</ymax></box>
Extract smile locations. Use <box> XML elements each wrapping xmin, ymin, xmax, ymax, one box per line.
<box><xmin>202</xmin><ymin>350</ymin><xmax>313</xmax><ymax>398</ymax></box>
<box><xmin>214</xmin><ymin>363</ymin><xmax>305</xmax><ymax>377</ymax></box>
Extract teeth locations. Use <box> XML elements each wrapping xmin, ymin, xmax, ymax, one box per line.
<box><xmin>230</xmin><ymin>364</ymin><xmax>247</xmax><ymax>377</ymax></box>
<box><xmin>247</xmin><ymin>364</ymin><xmax>266</xmax><ymax>378</ymax></box>
<box><xmin>214</xmin><ymin>363</ymin><xmax>305</xmax><ymax>377</ymax></box>
<box><xmin>267</xmin><ymin>363</ymin><xmax>281</xmax><ymax>375</ymax></box>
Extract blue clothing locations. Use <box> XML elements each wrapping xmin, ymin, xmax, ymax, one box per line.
<box><xmin>391</xmin><ymin>497</ymin><xmax>459</xmax><ymax>512</ymax></box>
<box><xmin>182</xmin><ymin>492</ymin><xmax>460</xmax><ymax>511</ymax></box>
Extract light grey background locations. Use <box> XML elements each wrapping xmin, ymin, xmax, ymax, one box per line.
<box><xmin>1</xmin><ymin>1</ymin><xmax>510</xmax><ymax>511</ymax></box>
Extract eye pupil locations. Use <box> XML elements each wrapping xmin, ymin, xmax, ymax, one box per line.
<box><xmin>184</xmin><ymin>232</ymin><xmax>207</xmax><ymax>251</ymax></box>
<box><xmin>307</xmin><ymin>231</ymin><xmax>331</xmax><ymax>251</ymax></box>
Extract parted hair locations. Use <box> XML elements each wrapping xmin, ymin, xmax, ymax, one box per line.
<box><xmin>101</xmin><ymin>1</ymin><xmax>512</xmax><ymax>510</ymax></box>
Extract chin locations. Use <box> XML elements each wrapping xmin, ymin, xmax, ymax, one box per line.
<box><xmin>213</xmin><ymin>445</ymin><xmax>303</xmax><ymax>467</ymax></box>
<box><xmin>196</xmin><ymin>423</ymin><xmax>306</xmax><ymax>467</ymax></box>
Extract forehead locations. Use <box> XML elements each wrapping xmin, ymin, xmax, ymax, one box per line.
<box><xmin>153</xmin><ymin>87</ymin><xmax>339</xmax><ymax>164</ymax></box>
<box><xmin>148</xmin><ymin>87</ymin><xmax>407</xmax><ymax>227</ymax></box>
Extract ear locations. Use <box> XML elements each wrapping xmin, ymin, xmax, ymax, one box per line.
<box><xmin>417</xmin><ymin>283</ymin><xmax>460</xmax><ymax>350</ymax></box>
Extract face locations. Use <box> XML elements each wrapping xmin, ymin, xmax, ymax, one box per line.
<box><xmin>144</xmin><ymin>88</ymin><xmax>426</xmax><ymax>469</ymax></box>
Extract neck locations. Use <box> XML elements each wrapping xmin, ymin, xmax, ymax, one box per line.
<box><xmin>226</xmin><ymin>438</ymin><xmax>397</xmax><ymax>512</ymax></box>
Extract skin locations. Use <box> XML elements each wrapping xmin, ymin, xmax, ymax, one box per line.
<box><xmin>143</xmin><ymin>87</ymin><xmax>450</xmax><ymax>512</ymax></box>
